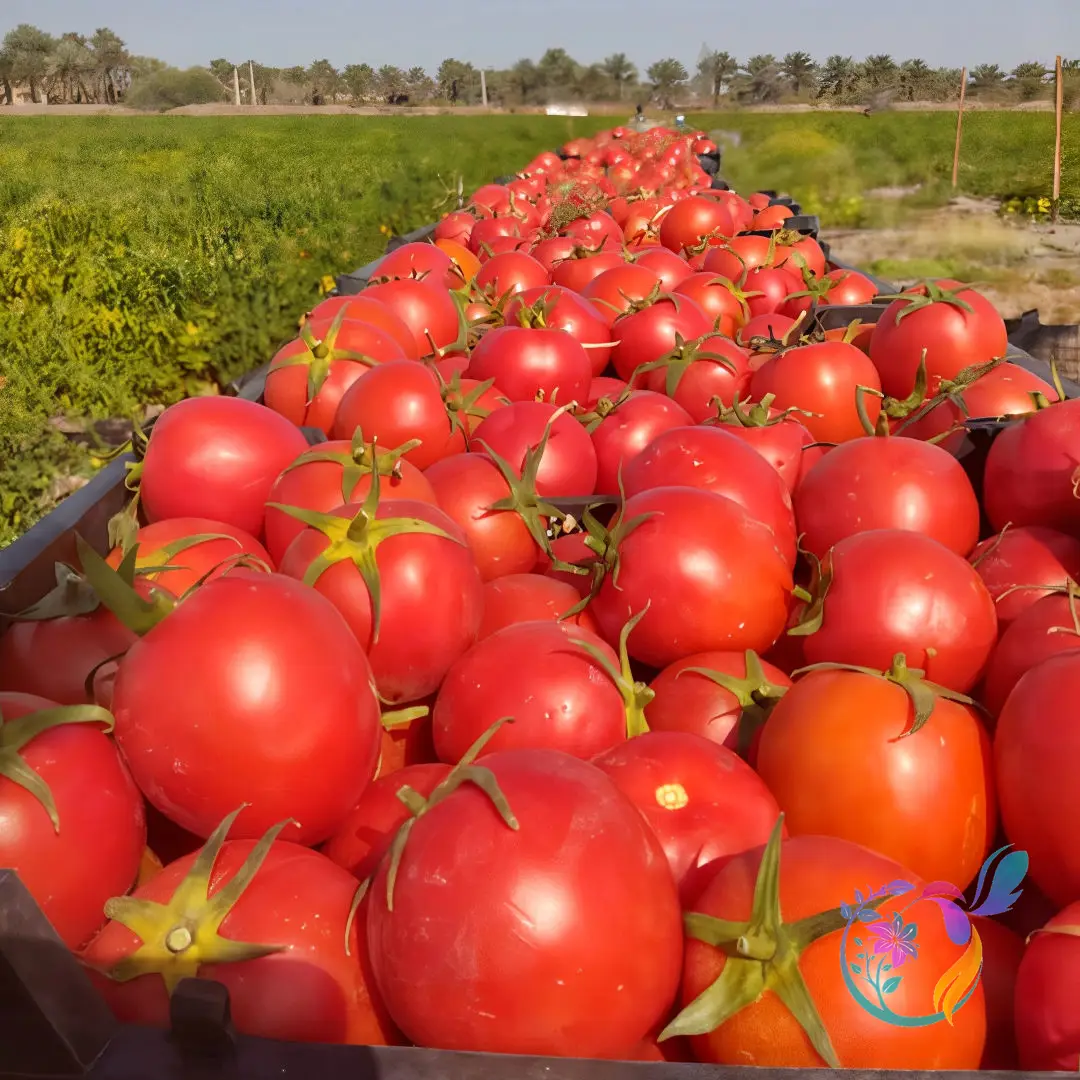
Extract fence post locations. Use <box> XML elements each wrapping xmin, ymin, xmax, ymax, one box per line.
<box><xmin>1053</xmin><ymin>55</ymin><xmax>1064</xmax><ymax>222</ymax></box>
<box><xmin>952</xmin><ymin>66</ymin><xmax>968</xmax><ymax>190</ymax></box>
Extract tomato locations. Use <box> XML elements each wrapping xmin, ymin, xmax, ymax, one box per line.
<box><xmin>642</xmin><ymin>333</ymin><xmax>753</xmax><ymax>422</ymax></box>
<box><xmin>0</xmin><ymin>692</ymin><xmax>145</xmax><ymax>949</ymax></box>
<box><xmin>532</xmin><ymin>235</ymin><xmax>581</xmax><ymax>270</ymax></box>
<box><xmin>610</xmin><ymin>294</ymin><xmax>713</xmax><ymax>384</ymax></box>
<box><xmin>794</xmin><ymin>434</ymin><xmax>981</xmax><ymax>560</ymax></box>
<box><xmin>433</xmin><ymin>620</ymin><xmax>636</xmax><ymax>761</ymax></box>
<box><xmin>551</xmin><ymin>249</ymin><xmax>627</xmax><ymax>294</ymax></box>
<box><xmin>969</xmin><ymin>525</ymin><xmax>1080</xmax><ymax>628</ymax></box>
<box><xmin>470</xmin><ymin>400</ymin><xmax>598</xmax><ymax>498</ymax></box>
<box><xmin>84</xmin><ymin>819</ymin><xmax>400</xmax><ymax>1046</ymax></box>
<box><xmin>581</xmin><ymin>263</ymin><xmax>663</xmax><ymax>326</ymax></box>
<box><xmin>674</xmin><ymin>832</ymin><xmax>984</xmax><ymax>1068</ymax></box>
<box><xmin>971</xmin><ymin>916</ymin><xmax>1023</xmax><ymax>1070</ymax></box>
<box><xmin>104</xmin><ymin>518</ymin><xmax>274</xmax><ymax>596</ymax></box>
<box><xmin>622</xmin><ymin>426</ymin><xmax>797</xmax><ymax>566</ymax></box>
<box><xmin>322</xmin><ymin>762</ymin><xmax>451</xmax><ymax>880</ymax></box>
<box><xmin>756</xmin><ymin>660</ymin><xmax>994</xmax><ymax>888</ymax></box>
<box><xmin>631</xmin><ymin>247</ymin><xmax>695</xmax><ymax>291</ymax></box>
<box><xmin>672</xmin><ymin>273</ymin><xmax>751</xmax><ymax>338</ymax></box>
<box><xmin>503</xmin><ymin>285</ymin><xmax>614</xmax><ymax>375</ymax></box>
<box><xmin>587</xmin><ymin>375</ymin><xmax>630</xmax><ymax>408</ymax></box>
<box><xmin>112</xmin><ymin>571</ymin><xmax>382</xmax><ymax>844</ymax></box>
<box><xmin>751</xmin><ymin>203</ymin><xmax>793</xmax><ymax>230</ymax></box>
<box><xmin>434</xmin><ymin>238</ymin><xmax>482</xmax><ymax>287</ymax></box>
<box><xmin>794</xmin><ymin>530</ymin><xmax>998</xmax><ymax>693</ymax></box>
<box><xmin>995</xmin><ymin>651</ymin><xmax>1080</xmax><ymax>907</ymax></box>
<box><xmin>1014</xmin><ymin>901</ymin><xmax>1080</xmax><ymax>1070</ymax></box>
<box><xmin>362</xmin><ymin>277</ymin><xmax>462</xmax><ymax>357</ymax></box>
<box><xmin>473</xmin><ymin>250</ymin><xmax>551</xmax><ymax>300</ymax></box>
<box><xmin>276</xmin><ymin>499</ymin><xmax>483</xmax><ymax>704</ymax></box>
<box><xmin>870</xmin><ymin>281</ymin><xmax>1009</xmax><ymax>399</ymax></box>
<box><xmin>263</xmin><ymin>436</ymin><xmax>438</xmax><ymax>565</ymax></box>
<box><xmin>981</xmin><ymin>588</ymin><xmax>1080</xmax><ymax>717</ymax></box>
<box><xmin>702</xmin><ymin>235</ymin><xmax>775</xmax><ymax>281</ymax></box>
<box><xmin>374</xmin><ymin>242</ymin><xmax>455</xmax><ymax>288</ymax></box>
<box><xmin>563</xmin><ymin>210</ymin><xmax>625</xmax><ymax>251</ymax></box>
<box><xmin>658</xmin><ymin>196</ymin><xmax>736</xmax><ymax>254</ymax></box>
<box><xmin>777</xmin><ymin>232</ymin><xmax>827</xmax><ymax>279</ymax></box>
<box><xmin>592</xmin><ymin>731</ymin><xmax>782</xmax><ymax>905</ymax></box>
<box><xmin>468</xmin><ymin>216</ymin><xmax>524</xmax><ymax>256</ymax></box>
<box><xmin>982</xmin><ymin>398</ymin><xmax>1080</xmax><ymax>535</ymax></box>
<box><xmin>743</xmin><ymin>265</ymin><xmax>804</xmax><ymax>318</ymax></box>
<box><xmin>750</xmin><ymin>340</ymin><xmax>883</xmax><ymax>444</ymax></box>
<box><xmin>304</xmin><ymin>295</ymin><xmax>419</xmax><ymax>360</ymax></box>
<box><xmin>820</xmin><ymin>268</ymin><xmax>879</xmax><ymax>305</ymax></box>
<box><xmin>366</xmin><ymin>748</ymin><xmax>683</xmax><ymax>1057</ymax></box>
<box><xmin>737</xmin><ymin>312</ymin><xmax>800</xmax><ymax>349</ymax></box>
<box><xmin>465</xmin><ymin>325</ymin><xmax>591</xmax><ymax>406</ymax></box>
<box><xmin>376</xmin><ymin>705</ymin><xmax>437</xmax><ymax>779</ymax></box>
<box><xmin>591</xmin><ymin>487</ymin><xmax>794</xmax><ymax>668</ymax></box>
<box><xmin>645</xmin><ymin>650</ymin><xmax>791</xmax><ymax>765</ymax></box>
<box><xmin>476</xmin><ymin>573</ymin><xmax>600</xmax><ymax>639</ymax></box>
<box><xmin>139</xmin><ymin>397</ymin><xmax>309</xmax><ymax>539</ymax></box>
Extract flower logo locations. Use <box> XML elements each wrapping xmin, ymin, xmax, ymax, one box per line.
<box><xmin>840</xmin><ymin>845</ymin><xmax>1028</xmax><ymax>1028</ymax></box>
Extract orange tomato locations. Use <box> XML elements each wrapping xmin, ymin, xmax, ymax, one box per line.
<box><xmin>435</xmin><ymin>238</ymin><xmax>481</xmax><ymax>288</ymax></box>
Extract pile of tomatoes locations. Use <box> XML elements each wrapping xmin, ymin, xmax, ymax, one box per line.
<box><xmin>3</xmin><ymin>123</ymin><xmax>1080</xmax><ymax>1073</ymax></box>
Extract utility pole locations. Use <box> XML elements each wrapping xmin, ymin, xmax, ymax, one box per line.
<box><xmin>249</xmin><ymin>60</ymin><xmax>257</xmax><ymax>105</ymax></box>
<box><xmin>232</xmin><ymin>66</ymin><xmax>241</xmax><ymax>106</ymax></box>
<box><xmin>480</xmin><ymin>69</ymin><xmax>488</xmax><ymax>108</ymax></box>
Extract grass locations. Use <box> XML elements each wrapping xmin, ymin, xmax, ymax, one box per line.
<box><xmin>0</xmin><ymin>109</ymin><xmax>1074</xmax><ymax>546</ymax></box>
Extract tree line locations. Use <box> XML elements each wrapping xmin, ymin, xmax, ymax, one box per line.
<box><xmin>2</xmin><ymin>24</ymin><xmax>1077</xmax><ymax>111</ymax></box>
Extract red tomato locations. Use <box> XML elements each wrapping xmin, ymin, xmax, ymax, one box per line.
<box><xmin>84</xmin><ymin>826</ymin><xmax>400</xmax><ymax>1046</ymax></box>
<box><xmin>970</xmin><ymin>525</ymin><xmax>1080</xmax><ymax>628</ymax></box>
<box><xmin>995</xmin><ymin>651</ymin><xmax>1080</xmax><ymax>907</ymax></box>
<box><xmin>610</xmin><ymin>295</ymin><xmax>713</xmax><ymax>384</ymax></box>
<box><xmin>645</xmin><ymin>650</ymin><xmax>792</xmax><ymax>764</ymax></box>
<box><xmin>366</xmin><ymin>748</ymin><xmax>684</xmax><ymax>1057</ymax></box>
<box><xmin>657</xmin><ymin>196</ymin><xmax>736</xmax><ymax>254</ymax></box>
<box><xmin>591</xmin><ymin>487</ymin><xmax>794</xmax><ymax>668</ymax></box>
<box><xmin>751</xmin><ymin>203</ymin><xmax>793</xmax><ymax>230</ymax></box>
<box><xmin>476</xmin><ymin>573</ymin><xmax>600</xmax><ymax>639</ymax></box>
<box><xmin>470</xmin><ymin>400</ymin><xmax>598</xmax><ymax>498</ymax></box>
<box><xmin>376</xmin><ymin>707</ymin><xmax>437</xmax><ymax>779</ymax></box>
<box><xmin>592</xmin><ymin>731</ymin><xmax>782</xmax><ymax>905</ymax></box>
<box><xmin>376</xmin><ymin>242</ymin><xmax>455</xmax><ymax>287</ymax></box>
<box><xmin>581</xmin><ymin>264</ymin><xmax>663</xmax><ymax>326</ymax></box>
<box><xmin>277</xmin><ymin>499</ymin><xmax>483</xmax><ymax>704</ymax></box>
<box><xmin>0</xmin><ymin>692</ymin><xmax>145</xmax><ymax>949</ymax></box>
<box><xmin>139</xmin><ymin>397</ymin><xmax>308</xmax><ymax>538</ymax></box>
<box><xmin>111</xmin><ymin>571</ymin><xmax>382</xmax><ymax>843</ymax></box>
<box><xmin>1014</xmin><ymin>901</ymin><xmax>1080</xmax><ymax>1070</ymax></box>
<box><xmin>305</xmin><ymin>295</ymin><xmax>419</xmax><ymax>360</ymax></box>
<box><xmin>793</xmin><ymin>435</ymin><xmax>981</xmax><ymax>560</ymax></box>
<box><xmin>641</xmin><ymin>333</ymin><xmax>752</xmax><ymax>422</ymax></box>
<box><xmin>362</xmin><ymin>277</ymin><xmax>462</xmax><ymax>357</ymax></box>
<box><xmin>672</xmin><ymin>273</ymin><xmax>752</xmax><ymax>338</ymax></box>
<box><xmin>750</xmin><ymin>340</ymin><xmax>883</xmax><ymax>444</ymax></box>
<box><xmin>104</xmin><ymin>518</ymin><xmax>274</xmax><ymax>596</ymax></box>
<box><xmin>551</xmin><ymin>249</ymin><xmax>627</xmax><ymax>294</ymax></box>
<box><xmin>587</xmin><ymin>375</ymin><xmax>630</xmax><ymax>407</ymax></box>
<box><xmin>434</xmin><ymin>209</ymin><xmax>478</xmax><ymax>247</ymax></box>
<box><xmin>263</xmin><ymin>438</ymin><xmax>438</xmax><ymax>565</ymax></box>
<box><xmin>473</xmin><ymin>251</ymin><xmax>551</xmax><ymax>299</ymax></box>
<box><xmin>676</xmin><ymin>835</ymin><xmax>985</xmax><ymax>1068</ymax></box>
<box><xmin>738</xmin><ymin>312</ymin><xmax>800</xmax><ymax>349</ymax></box>
<box><xmin>756</xmin><ymin>663</ymin><xmax>995</xmax><ymax>888</ymax></box>
<box><xmin>433</xmin><ymin>621</ymin><xmax>632</xmax><ymax>761</ymax></box>
<box><xmin>465</xmin><ymin>325</ymin><xmax>591</xmax><ymax>406</ymax></box>
<box><xmin>503</xmin><ymin>285</ymin><xmax>614</xmax><ymax>375</ymax></box>
<box><xmin>632</xmin><ymin>247</ymin><xmax>695</xmax><ymax>291</ymax></box>
<box><xmin>322</xmin><ymin>762</ymin><xmax>451</xmax><ymax>879</ymax></box>
<box><xmin>870</xmin><ymin>281</ymin><xmax>1009</xmax><ymax>400</ymax></box>
<box><xmin>622</xmin><ymin>425</ymin><xmax>797</xmax><ymax>567</ymax></box>
<box><xmin>971</xmin><ymin>916</ymin><xmax>1023</xmax><ymax>1070</ymax></box>
<box><xmin>702</xmin><ymin>235</ymin><xmax>775</xmax><ymax>281</ymax></box>
<box><xmin>982</xmin><ymin>398</ymin><xmax>1080</xmax><ymax>535</ymax></box>
<box><xmin>795</xmin><ymin>530</ymin><xmax>998</xmax><ymax>693</ymax></box>
<box><xmin>820</xmin><ymin>268</ymin><xmax>879</xmax><ymax>305</ymax></box>
<box><xmin>532</xmin><ymin>235</ymin><xmax>580</xmax><ymax>271</ymax></box>
<box><xmin>743</xmin><ymin>265</ymin><xmax>803</xmax><ymax>318</ymax></box>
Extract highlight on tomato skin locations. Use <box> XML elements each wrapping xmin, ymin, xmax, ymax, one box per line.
<box><xmin>8</xmin><ymin>120</ymin><xmax>1076</xmax><ymax>1068</ymax></box>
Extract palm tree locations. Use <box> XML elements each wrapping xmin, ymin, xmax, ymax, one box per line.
<box><xmin>602</xmin><ymin>52</ymin><xmax>637</xmax><ymax>99</ymax></box>
<box><xmin>897</xmin><ymin>58</ymin><xmax>932</xmax><ymax>101</ymax></box>
<box><xmin>307</xmin><ymin>59</ymin><xmax>340</xmax><ymax>104</ymax></box>
<box><xmin>971</xmin><ymin>63</ymin><xmax>1006</xmax><ymax>97</ymax></box>
<box><xmin>697</xmin><ymin>50</ymin><xmax>738</xmax><ymax>104</ymax></box>
<box><xmin>646</xmin><ymin>58</ymin><xmax>688</xmax><ymax>108</ymax></box>
<box><xmin>738</xmin><ymin>54</ymin><xmax>783</xmax><ymax>103</ymax></box>
<box><xmin>816</xmin><ymin>55</ymin><xmax>858</xmax><ymax>99</ymax></box>
<box><xmin>376</xmin><ymin>65</ymin><xmax>406</xmax><ymax>103</ymax></box>
<box><xmin>860</xmin><ymin>54</ymin><xmax>898</xmax><ymax>92</ymax></box>
<box><xmin>781</xmin><ymin>51</ymin><xmax>817</xmax><ymax>95</ymax></box>
<box><xmin>538</xmin><ymin>48</ymin><xmax>578</xmax><ymax>97</ymax></box>
<box><xmin>1010</xmin><ymin>61</ymin><xmax>1049</xmax><ymax>101</ymax></box>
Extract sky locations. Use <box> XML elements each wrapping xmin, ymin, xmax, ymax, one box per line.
<box><xmin>4</xmin><ymin>0</ymin><xmax>1077</xmax><ymax>74</ymax></box>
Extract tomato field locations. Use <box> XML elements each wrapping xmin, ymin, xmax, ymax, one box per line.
<box><xmin>3</xmin><ymin>115</ymin><xmax>1080</xmax><ymax>1076</ymax></box>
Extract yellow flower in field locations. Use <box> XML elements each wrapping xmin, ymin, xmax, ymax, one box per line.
<box><xmin>319</xmin><ymin>274</ymin><xmax>336</xmax><ymax>295</ymax></box>
<box><xmin>11</xmin><ymin>228</ymin><xmax>28</xmax><ymax>252</ymax></box>
<box><xmin>185</xmin><ymin>322</ymin><xmax>199</xmax><ymax>336</ymax></box>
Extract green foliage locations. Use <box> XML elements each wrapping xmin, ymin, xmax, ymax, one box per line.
<box><xmin>125</xmin><ymin>67</ymin><xmax>226</xmax><ymax>111</ymax></box>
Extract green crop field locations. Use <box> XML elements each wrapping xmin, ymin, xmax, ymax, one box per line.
<box><xmin>0</xmin><ymin>110</ymin><xmax>1075</xmax><ymax>547</ymax></box>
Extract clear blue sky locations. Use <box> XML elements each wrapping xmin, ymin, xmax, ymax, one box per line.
<box><xmin>5</xmin><ymin>0</ymin><xmax>1077</xmax><ymax>73</ymax></box>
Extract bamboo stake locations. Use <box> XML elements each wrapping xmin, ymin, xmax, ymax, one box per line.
<box><xmin>1053</xmin><ymin>55</ymin><xmax>1064</xmax><ymax>222</ymax></box>
<box><xmin>249</xmin><ymin>60</ymin><xmax>257</xmax><ymax>106</ymax></box>
<box><xmin>952</xmin><ymin>66</ymin><xmax>968</xmax><ymax>190</ymax></box>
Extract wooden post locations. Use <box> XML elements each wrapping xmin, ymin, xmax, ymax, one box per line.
<box><xmin>1053</xmin><ymin>55</ymin><xmax>1064</xmax><ymax>222</ymax></box>
<box><xmin>952</xmin><ymin>66</ymin><xmax>968</xmax><ymax>190</ymax></box>
<box><xmin>480</xmin><ymin>69</ymin><xmax>488</xmax><ymax>108</ymax></box>
<box><xmin>249</xmin><ymin>60</ymin><xmax>257</xmax><ymax>105</ymax></box>
<box><xmin>232</xmin><ymin>66</ymin><xmax>241</xmax><ymax>106</ymax></box>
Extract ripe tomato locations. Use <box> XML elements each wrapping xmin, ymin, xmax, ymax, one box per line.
<box><xmin>376</xmin><ymin>706</ymin><xmax>436</xmax><ymax>779</ymax></box>
<box><xmin>795</xmin><ymin>530</ymin><xmax>998</xmax><ymax>693</ymax></box>
<box><xmin>0</xmin><ymin>692</ymin><xmax>145</xmax><ymax>949</ymax></box>
<box><xmin>277</xmin><ymin>499</ymin><xmax>483</xmax><ymax>704</ymax></box>
<box><xmin>750</xmin><ymin>340</ymin><xmax>883</xmax><ymax>444</ymax></box>
<box><xmin>632</xmin><ymin>247</ymin><xmax>695</xmax><ymax>291</ymax></box>
<box><xmin>756</xmin><ymin>662</ymin><xmax>994</xmax><ymax>888</ymax></box>
<box><xmin>476</xmin><ymin>573</ymin><xmax>600</xmax><ymax>639</ymax></box>
<box><xmin>641</xmin><ymin>333</ymin><xmax>752</xmax><ymax>421</ymax></box>
<box><xmin>1014</xmin><ymin>902</ymin><xmax>1080</xmax><ymax>1070</ymax></box>
<box><xmin>305</xmin><ymin>295</ymin><xmax>419</xmax><ymax>360</ymax></box>
<box><xmin>674</xmin><ymin>833</ymin><xmax>984</xmax><ymax>1068</ymax></box>
<box><xmin>473</xmin><ymin>250</ymin><xmax>551</xmax><ymax>299</ymax></box>
<box><xmin>434</xmin><ymin>238</ymin><xmax>482</xmax><ymax>287</ymax></box>
<box><xmin>820</xmin><ymin>268</ymin><xmax>879</xmax><ymax>305</ymax></box>
<box><xmin>581</xmin><ymin>264</ymin><xmax>663</xmax><ymax>325</ymax></box>
<box><xmin>362</xmin><ymin>277</ymin><xmax>462</xmax><ymax>357</ymax></box>
<box><xmin>657</xmin><ymin>195</ymin><xmax>736</xmax><ymax>254</ymax></box>
<box><xmin>503</xmin><ymin>285</ymin><xmax>613</xmax><ymax>375</ymax></box>
<box><xmin>375</xmin><ymin>242</ymin><xmax>455</xmax><ymax>285</ymax></box>
<box><xmin>969</xmin><ymin>525</ymin><xmax>1080</xmax><ymax>627</ymax></box>
<box><xmin>551</xmin><ymin>248</ymin><xmax>627</xmax><ymax>294</ymax></box>
<box><xmin>465</xmin><ymin>325</ymin><xmax>591</xmax><ymax>406</ymax></box>
<box><xmin>870</xmin><ymin>281</ymin><xmax>1009</xmax><ymax>399</ymax></box>
<box><xmin>84</xmin><ymin>823</ymin><xmax>401</xmax><ymax>1046</ymax></box>
<box><xmin>611</xmin><ymin>295</ymin><xmax>713</xmax><ymax>384</ymax></box>
<box><xmin>743</xmin><ymin>266</ymin><xmax>803</xmax><ymax>318</ymax></box>
<box><xmin>366</xmin><ymin>748</ymin><xmax>683</xmax><ymax>1057</ymax></box>
<box><xmin>592</xmin><ymin>731</ymin><xmax>782</xmax><ymax>905</ymax></box>
<box><xmin>995</xmin><ymin>651</ymin><xmax>1080</xmax><ymax>908</ymax></box>
<box><xmin>702</xmin><ymin>235</ymin><xmax>775</xmax><ymax>281</ymax></box>
<box><xmin>972</xmin><ymin>916</ymin><xmax>1023</xmax><ymax>1070</ymax></box>
<box><xmin>591</xmin><ymin>487</ymin><xmax>793</xmax><ymax>668</ymax></box>
<box><xmin>139</xmin><ymin>397</ymin><xmax>308</xmax><ymax>539</ymax></box>
<box><xmin>112</xmin><ymin>571</ymin><xmax>382</xmax><ymax>844</ymax></box>
<box><xmin>793</xmin><ymin>434</ymin><xmax>981</xmax><ymax>560</ymax></box>
<box><xmin>433</xmin><ymin>621</ymin><xmax>633</xmax><ymax>761</ymax></box>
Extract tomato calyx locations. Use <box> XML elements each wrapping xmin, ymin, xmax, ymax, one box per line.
<box><xmin>994</xmin><ymin>578</ymin><xmax>1080</xmax><ymax>635</ymax></box>
<box><xmin>707</xmin><ymin>392</ymin><xmax>816</xmax><ymax>430</ymax></box>
<box><xmin>675</xmin><ymin>650</ymin><xmax>789</xmax><ymax>757</ymax></box>
<box><xmin>381</xmin><ymin>717</ymin><xmax>520</xmax><ymax>912</ymax></box>
<box><xmin>266</xmin><ymin>464</ymin><xmax>463</xmax><ymax>641</ymax></box>
<box><xmin>7</xmin><ymin>562</ymin><xmax>113</xmax><ymax>622</ymax></box>
<box><xmin>74</xmin><ymin>536</ymin><xmax>178</xmax><ymax>636</ymax></box>
<box><xmin>282</xmin><ymin>428</ymin><xmax>423</xmax><ymax>505</ymax></box>
<box><xmin>0</xmin><ymin>700</ymin><xmax>115</xmax><ymax>832</ymax></box>
<box><xmin>576</xmin><ymin>387</ymin><xmax>637</xmax><ymax>433</ymax></box>
<box><xmin>659</xmin><ymin>814</ymin><xmax>888</xmax><ymax>1066</ymax></box>
<box><xmin>437</xmin><ymin>369</ymin><xmax>507</xmax><ymax>444</ymax></box>
<box><xmin>633</xmin><ymin>331</ymin><xmax>739</xmax><ymax>399</ymax></box>
<box><xmin>549</xmin><ymin>504</ymin><xmax>618</xmax><ymax>606</ymax></box>
<box><xmin>879</xmin><ymin>279</ymin><xmax>977</xmax><ymax>325</ymax></box>
<box><xmin>568</xmin><ymin>608</ymin><xmax>654</xmax><ymax>737</ymax></box>
<box><xmin>92</xmin><ymin>806</ymin><xmax>293</xmax><ymax>994</ymax></box>
<box><xmin>380</xmin><ymin>704</ymin><xmax>431</xmax><ymax>731</ymax></box>
<box><xmin>741</xmin><ymin>309</ymin><xmax>810</xmax><ymax>357</ymax></box>
<box><xmin>889</xmin><ymin>353</ymin><xmax>1007</xmax><ymax>432</ymax></box>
